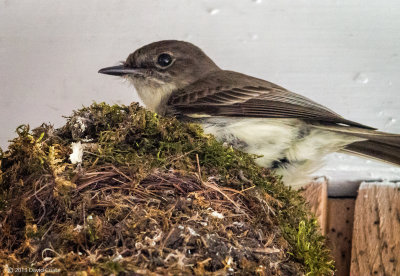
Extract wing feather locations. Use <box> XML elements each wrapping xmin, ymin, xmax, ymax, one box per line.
<box><xmin>167</xmin><ymin>70</ymin><xmax>374</xmax><ymax>129</ymax></box>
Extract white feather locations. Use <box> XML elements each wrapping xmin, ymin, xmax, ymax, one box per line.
<box><xmin>201</xmin><ymin>117</ymin><xmax>364</xmax><ymax>188</ymax></box>
<box><xmin>127</xmin><ymin>76</ymin><xmax>176</xmax><ymax>114</ymax></box>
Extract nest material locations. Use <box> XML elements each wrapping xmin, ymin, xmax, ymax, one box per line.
<box><xmin>0</xmin><ymin>103</ymin><xmax>333</xmax><ymax>275</ymax></box>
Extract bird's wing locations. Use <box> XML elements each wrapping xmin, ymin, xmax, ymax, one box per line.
<box><xmin>167</xmin><ymin>70</ymin><xmax>374</xmax><ymax>129</ymax></box>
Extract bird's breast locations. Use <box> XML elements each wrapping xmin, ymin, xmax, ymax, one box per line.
<box><xmin>198</xmin><ymin>117</ymin><xmax>360</xmax><ymax>169</ymax></box>
<box><xmin>199</xmin><ymin>117</ymin><xmax>304</xmax><ymax>167</ymax></box>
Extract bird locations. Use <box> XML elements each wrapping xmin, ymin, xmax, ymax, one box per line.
<box><xmin>99</xmin><ymin>40</ymin><xmax>400</xmax><ymax>187</ymax></box>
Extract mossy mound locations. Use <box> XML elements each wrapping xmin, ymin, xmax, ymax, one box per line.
<box><xmin>0</xmin><ymin>103</ymin><xmax>333</xmax><ymax>275</ymax></box>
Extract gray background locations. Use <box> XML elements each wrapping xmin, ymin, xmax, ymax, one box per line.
<box><xmin>1</xmin><ymin>0</ymin><xmax>399</xmax><ymax>193</ymax></box>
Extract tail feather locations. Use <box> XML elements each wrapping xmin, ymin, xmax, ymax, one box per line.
<box><xmin>311</xmin><ymin>123</ymin><xmax>400</xmax><ymax>166</ymax></box>
<box><xmin>342</xmin><ymin>140</ymin><xmax>400</xmax><ymax>166</ymax></box>
<box><xmin>347</xmin><ymin>132</ymin><xmax>400</xmax><ymax>148</ymax></box>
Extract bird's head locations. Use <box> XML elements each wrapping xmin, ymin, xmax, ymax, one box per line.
<box><xmin>99</xmin><ymin>40</ymin><xmax>220</xmax><ymax>113</ymax></box>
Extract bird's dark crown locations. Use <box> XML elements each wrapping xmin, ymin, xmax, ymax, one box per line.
<box><xmin>124</xmin><ymin>40</ymin><xmax>220</xmax><ymax>88</ymax></box>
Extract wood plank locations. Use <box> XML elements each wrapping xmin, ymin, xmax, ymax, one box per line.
<box><xmin>327</xmin><ymin>198</ymin><xmax>355</xmax><ymax>276</ymax></box>
<box><xmin>301</xmin><ymin>179</ymin><xmax>328</xmax><ymax>235</ymax></box>
<box><xmin>350</xmin><ymin>182</ymin><xmax>400</xmax><ymax>276</ymax></box>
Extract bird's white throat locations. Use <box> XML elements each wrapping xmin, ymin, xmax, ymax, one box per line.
<box><xmin>127</xmin><ymin>77</ymin><xmax>176</xmax><ymax>114</ymax></box>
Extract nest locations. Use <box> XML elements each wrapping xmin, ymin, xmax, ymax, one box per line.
<box><xmin>0</xmin><ymin>103</ymin><xmax>333</xmax><ymax>275</ymax></box>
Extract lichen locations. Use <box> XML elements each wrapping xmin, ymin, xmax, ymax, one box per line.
<box><xmin>0</xmin><ymin>102</ymin><xmax>334</xmax><ymax>275</ymax></box>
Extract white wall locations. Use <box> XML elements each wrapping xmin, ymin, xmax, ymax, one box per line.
<box><xmin>1</xmin><ymin>0</ymin><xmax>399</xmax><ymax>194</ymax></box>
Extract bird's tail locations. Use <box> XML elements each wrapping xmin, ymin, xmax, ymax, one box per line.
<box><xmin>311</xmin><ymin>123</ymin><xmax>400</xmax><ymax>166</ymax></box>
<box><xmin>341</xmin><ymin>133</ymin><xmax>400</xmax><ymax>166</ymax></box>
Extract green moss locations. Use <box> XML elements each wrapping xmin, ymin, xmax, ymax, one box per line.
<box><xmin>297</xmin><ymin>220</ymin><xmax>334</xmax><ymax>275</ymax></box>
<box><xmin>0</xmin><ymin>102</ymin><xmax>333</xmax><ymax>275</ymax></box>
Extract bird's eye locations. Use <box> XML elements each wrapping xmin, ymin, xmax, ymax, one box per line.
<box><xmin>157</xmin><ymin>53</ymin><xmax>173</xmax><ymax>67</ymax></box>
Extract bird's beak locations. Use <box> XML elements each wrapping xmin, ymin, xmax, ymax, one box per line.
<box><xmin>98</xmin><ymin>65</ymin><xmax>143</xmax><ymax>76</ymax></box>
